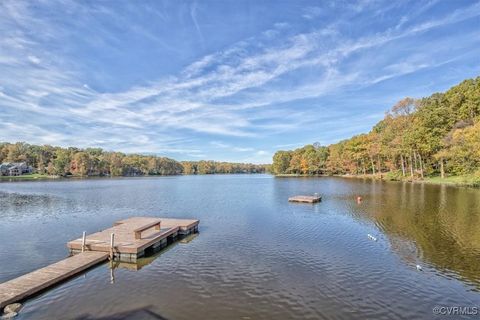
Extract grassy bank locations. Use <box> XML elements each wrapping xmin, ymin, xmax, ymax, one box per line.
<box><xmin>0</xmin><ymin>173</ymin><xmax>58</xmax><ymax>181</ymax></box>
<box><xmin>349</xmin><ymin>173</ymin><xmax>480</xmax><ymax>187</ymax></box>
<box><xmin>421</xmin><ymin>175</ymin><xmax>480</xmax><ymax>187</ymax></box>
<box><xmin>275</xmin><ymin>172</ymin><xmax>480</xmax><ymax>188</ymax></box>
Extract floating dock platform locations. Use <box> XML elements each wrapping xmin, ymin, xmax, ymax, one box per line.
<box><xmin>67</xmin><ymin>217</ymin><xmax>199</xmax><ymax>262</ymax></box>
<box><xmin>288</xmin><ymin>195</ymin><xmax>322</xmax><ymax>203</ymax></box>
<box><xmin>0</xmin><ymin>217</ymin><xmax>199</xmax><ymax>310</ymax></box>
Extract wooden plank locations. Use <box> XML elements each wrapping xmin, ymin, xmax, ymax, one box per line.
<box><xmin>0</xmin><ymin>251</ymin><xmax>108</xmax><ymax>308</ymax></box>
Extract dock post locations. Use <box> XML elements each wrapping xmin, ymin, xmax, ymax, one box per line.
<box><xmin>110</xmin><ymin>233</ymin><xmax>115</xmax><ymax>260</ymax></box>
<box><xmin>81</xmin><ymin>231</ymin><xmax>86</xmax><ymax>252</ymax></box>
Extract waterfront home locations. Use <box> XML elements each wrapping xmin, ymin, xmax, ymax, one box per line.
<box><xmin>0</xmin><ymin>162</ymin><xmax>33</xmax><ymax>176</ymax></box>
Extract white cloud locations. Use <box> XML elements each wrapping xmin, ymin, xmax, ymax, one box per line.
<box><xmin>302</xmin><ymin>6</ymin><xmax>323</xmax><ymax>20</ymax></box>
<box><xmin>27</xmin><ymin>55</ymin><xmax>41</xmax><ymax>64</ymax></box>
<box><xmin>210</xmin><ymin>141</ymin><xmax>255</xmax><ymax>153</ymax></box>
<box><xmin>233</xmin><ymin>147</ymin><xmax>254</xmax><ymax>152</ymax></box>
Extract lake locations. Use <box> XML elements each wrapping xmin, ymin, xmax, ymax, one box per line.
<box><xmin>1</xmin><ymin>175</ymin><xmax>479</xmax><ymax>319</ymax></box>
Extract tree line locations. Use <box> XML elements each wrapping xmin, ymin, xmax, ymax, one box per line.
<box><xmin>272</xmin><ymin>77</ymin><xmax>480</xmax><ymax>181</ymax></box>
<box><xmin>0</xmin><ymin>143</ymin><xmax>267</xmax><ymax>176</ymax></box>
<box><xmin>181</xmin><ymin>161</ymin><xmax>266</xmax><ymax>174</ymax></box>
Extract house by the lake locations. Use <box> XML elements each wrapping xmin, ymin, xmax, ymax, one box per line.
<box><xmin>0</xmin><ymin>162</ymin><xmax>34</xmax><ymax>176</ymax></box>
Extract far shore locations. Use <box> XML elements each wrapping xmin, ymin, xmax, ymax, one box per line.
<box><xmin>0</xmin><ymin>172</ymin><xmax>267</xmax><ymax>182</ymax></box>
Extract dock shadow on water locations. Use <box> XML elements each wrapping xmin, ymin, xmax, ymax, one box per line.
<box><xmin>75</xmin><ymin>305</ymin><xmax>170</xmax><ymax>320</ymax></box>
<box><xmin>110</xmin><ymin>233</ymin><xmax>199</xmax><ymax>273</ymax></box>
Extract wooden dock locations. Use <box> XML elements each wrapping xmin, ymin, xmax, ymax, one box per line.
<box><xmin>0</xmin><ymin>252</ymin><xmax>108</xmax><ymax>309</ymax></box>
<box><xmin>67</xmin><ymin>217</ymin><xmax>199</xmax><ymax>262</ymax></box>
<box><xmin>0</xmin><ymin>216</ymin><xmax>199</xmax><ymax>311</ymax></box>
<box><xmin>288</xmin><ymin>195</ymin><xmax>322</xmax><ymax>203</ymax></box>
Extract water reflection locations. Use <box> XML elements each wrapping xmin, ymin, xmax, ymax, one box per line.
<box><xmin>1</xmin><ymin>176</ymin><xmax>479</xmax><ymax>320</ymax></box>
<box><xmin>75</xmin><ymin>305</ymin><xmax>170</xmax><ymax>320</ymax></box>
<box><xmin>356</xmin><ymin>181</ymin><xmax>480</xmax><ymax>288</ymax></box>
<box><xmin>110</xmin><ymin>233</ymin><xmax>199</xmax><ymax>272</ymax></box>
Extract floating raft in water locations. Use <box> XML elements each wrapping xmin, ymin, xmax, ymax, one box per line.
<box><xmin>288</xmin><ymin>195</ymin><xmax>322</xmax><ymax>203</ymax></box>
<box><xmin>0</xmin><ymin>216</ymin><xmax>199</xmax><ymax>310</ymax></box>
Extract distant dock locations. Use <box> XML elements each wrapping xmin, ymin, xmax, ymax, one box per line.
<box><xmin>0</xmin><ymin>217</ymin><xmax>199</xmax><ymax>310</ymax></box>
<box><xmin>288</xmin><ymin>195</ymin><xmax>322</xmax><ymax>203</ymax></box>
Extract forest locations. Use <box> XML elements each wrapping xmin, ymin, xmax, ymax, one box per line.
<box><xmin>181</xmin><ymin>161</ymin><xmax>266</xmax><ymax>174</ymax></box>
<box><xmin>272</xmin><ymin>77</ymin><xmax>480</xmax><ymax>182</ymax></box>
<box><xmin>0</xmin><ymin>143</ymin><xmax>266</xmax><ymax>177</ymax></box>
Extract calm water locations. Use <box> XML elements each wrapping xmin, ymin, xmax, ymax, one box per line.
<box><xmin>1</xmin><ymin>175</ymin><xmax>479</xmax><ymax>320</ymax></box>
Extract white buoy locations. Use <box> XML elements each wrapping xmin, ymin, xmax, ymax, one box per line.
<box><xmin>416</xmin><ymin>264</ymin><xmax>422</xmax><ymax>271</ymax></box>
<box><xmin>367</xmin><ymin>234</ymin><xmax>377</xmax><ymax>241</ymax></box>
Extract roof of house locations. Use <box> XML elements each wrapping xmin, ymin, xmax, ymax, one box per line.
<box><xmin>0</xmin><ymin>162</ymin><xmax>29</xmax><ymax>169</ymax></box>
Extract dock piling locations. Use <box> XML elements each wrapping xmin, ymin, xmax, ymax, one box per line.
<box><xmin>110</xmin><ymin>233</ymin><xmax>115</xmax><ymax>260</ymax></box>
<box><xmin>81</xmin><ymin>231</ymin><xmax>86</xmax><ymax>252</ymax></box>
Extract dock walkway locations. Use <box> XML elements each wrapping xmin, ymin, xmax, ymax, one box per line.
<box><xmin>0</xmin><ymin>216</ymin><xmax>199</xmax><ymax>311</ymax></box>
<box><xmin>0</xmin><ymin>251</ymin><xmax>108</xmax><ymax>309</ymax></box>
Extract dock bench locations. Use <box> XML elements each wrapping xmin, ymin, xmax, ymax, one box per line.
<box><xmin>133</xmin><ymin>219</ymin><xmax>161</xmax><ymax>239</ymax></box>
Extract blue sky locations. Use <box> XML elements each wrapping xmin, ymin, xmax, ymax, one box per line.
<box><xmin>0</xmin><ymin>0</ymin><xmax>479</xmax><ymax>163</ymax></box>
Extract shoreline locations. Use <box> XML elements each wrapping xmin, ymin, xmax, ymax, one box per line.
<box><xmin>0</xmin><ymin>172</ymin><xmax>267</xmax><ymax>182</ymax></box>
<box><xmin>274</xmin><ymin>173</ymin><xmax>480</xmax><ymax>188</ymax></box>
<box><xmin>0</xmin><ymin>174</ymin><xmax>60</xmax><ymax>181</ymax></box>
